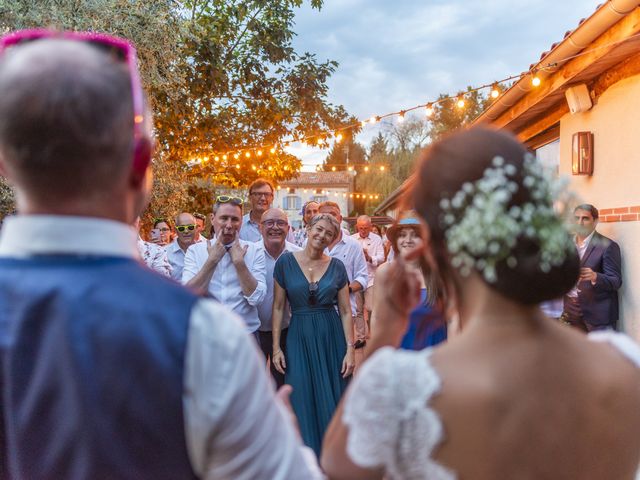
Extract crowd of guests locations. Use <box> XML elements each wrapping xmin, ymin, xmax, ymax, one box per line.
<box><xmin>1</xmin><ymin>29</ymin><xmax>639</xmax><ymax>480</ymax></box>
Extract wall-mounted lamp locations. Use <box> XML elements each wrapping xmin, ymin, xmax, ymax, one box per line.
<box><xmin>572</xmin><ymin>131</ymin><xmax>594</xmax><ymax>176</ymax></box>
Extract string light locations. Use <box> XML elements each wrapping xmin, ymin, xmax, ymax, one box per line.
<box><xmin>364</xmin><ymin>166</ymin><xmax>369</xmax><ymax>172</ymax></box>
<box><xmin>331</xmin><ymin>166</ymin><xmax>336</xmax><ymax>171</ymax></box>
<box><xmin>379</xmin><ymin>166</ymin><xmax>385</xmax><ymax>172</ymax></box>
<box><xmin>214</xmin><ymin>156</ymin><xmax>220</xmax><ymax>162</ymax></box>
<box><xmin>245</xmin><ymin>152</ymin><xmax>251</xmax><ymax>158</ymax></box>
<box><xmin>425</xmin><ymin>103</ymin><xmax>434</xmax><ymax>117</ymax></box>
<box><xmin>190</xmin><ymin>42</ymin><xmax>606</xmax><ymax>164</ymax></box>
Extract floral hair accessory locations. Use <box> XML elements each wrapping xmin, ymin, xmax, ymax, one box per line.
<box><xmin>439</xmin><ymin>153</ymin><xmax>575</xmax><ymax>283</ymax></box>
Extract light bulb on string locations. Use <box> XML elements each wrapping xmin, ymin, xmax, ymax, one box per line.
<box><xmin>235</xmin><ymin>164</ymin><xmax>240</xmax><ymax>169</ymax></box>
<box><xmin>335</xmin><ymin>133</ymin><xmax>343</xmax><ymax>143</ymax></box>
<box><xmin>270</xmin><ymin>147</ymin><xmax>276</xmax><ymax>154</ymax></box>
<box><xmin>245</xmin><ymin>152</ymin><xmax>251</xmax><ymax>158</ymax></box>
<box><xmin>251</xmin><ymin>165</ymin><xmax>256</xmax><ymax>171</ymax></box>
<box><xmin>369</xmin><ymin>116</ymin><xmax>379</xmax><ymax>124</ymax></box>
<box><xmin>222</xmin><ymin>154</ymin><xmax>228</xmax><ymax>161</ymax></box>
<box><xmin>331</xmin><ymin>166</ymin><xmax>336</xmax><ymax>171</ymax></box>
<box><xmin>347</xmin><ymin>166</ymin><xmax>353</xmax><ymax>172</ymax></box>
<box><xmin>532</xmin><ymin>75</ymin><xmax>541</xmax><ymax>87</ymax></box>
<box><xmin>369</xmin><ymin>195</ymin><xmax>373</xmax><ymax>199</ymax></box>
<box><xmin>356</xmin><ymin>194</ymin><xmax>360</xmax><ymax>199</ymax></box>
<box><xmin>379</xmin><ymin>166</ymin><xmax>385</xmax><ymax>172</ymax></box>
<box><xmin>214</xmin><ymin>156</ymin><xmax>220</xmax><ymax>162</ymax></box>
<box><xmin>456</xmin><ymin>95</ymin><xmax>465</xmax><ymax>109</ymax></box>
<box><xmin>257</xmin><ymin>150</ymin><xmax>263</xmax><ymax>157</ymax></box>
<box><xmin>360</xmin><ymin>120</ymin><xmax>366</xmax><ymax>127</ymax></box>
<box><xmin>490</xmin><ymin>83</ymin><xmax>500</xmax><ymax>99</ymax></box>
<box><xmin>233</xmin><ymin>153</ymin><xmax>239</xmax><ymax>160</ymax></box>
<box><xmin>397</xmin><ymin>111</ymin><xmax>405</xmax><ymax>123</ymax></box>
<box><xmin>364</xmin><ymin>166</ymin><xmax>369</xmax><ymax>172</ymax></box>
<box><xmin>425</xmin><ymin>103</ymin><xmax>434</xmax><ymax>118</ymax></box>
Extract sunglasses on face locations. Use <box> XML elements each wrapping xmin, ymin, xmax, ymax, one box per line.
<box><xmin>262</xmin><ymin>219</ymin><xmax>288</xmax><ymax>228</ymax></box>
<box><xmin>0</xmin><ymin>29</ymin><xmax>153</xmax><ymax>177</ymax></box>
<box><xmin>309</xmin><ymin>281</ymin><xmax>319</xmax><ymax>306</ymax></box>
<box><xmin>176</xmin><ymin>224</ymin><xmax>196</xmax><ymax>232</ymax></box>
<box><xmin>216</xmin><ymin>195</ymin><xmax>244</xmax><ymax>206</ymax></box>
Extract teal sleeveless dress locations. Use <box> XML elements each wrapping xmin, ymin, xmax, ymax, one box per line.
<box><xmin>274</xmin><ymin>252</ymin><xmax>350</xmax><ymax>456</ymax></box>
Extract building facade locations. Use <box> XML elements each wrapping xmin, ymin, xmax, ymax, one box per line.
<box><xmin>275</xmin><ymin>171</ymin><xmax>353</xmax><ymax>228</ymax></box>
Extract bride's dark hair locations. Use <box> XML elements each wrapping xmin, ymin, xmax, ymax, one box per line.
<box><xmin>412</xmin><ymin>126</ymin><xmax>579</xmax><ymax>305</ymax></box>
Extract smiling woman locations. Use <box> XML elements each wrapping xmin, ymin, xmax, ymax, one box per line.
<box><xmin>271</xmin><ymin>213</ymin><xmax>355</xmax><ymax>456</ymax></box>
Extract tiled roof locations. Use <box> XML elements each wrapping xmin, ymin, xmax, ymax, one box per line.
<box><xmin>280</xmin><ymin>171</ymin><xmax>351</xmax><ymax>186</ymax></box>
<box><xmin>529</xmin><ymin>4</ymin><xmax>602</xmax><ymax>70</ymax></box>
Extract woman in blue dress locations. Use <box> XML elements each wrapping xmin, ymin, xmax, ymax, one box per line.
<box><xmin>272</xmin><ymin>213</ymin><xmax>355</xmax><ymax>456</ymax></box>
<box><xmin>375</xmin><ymin>214</ymin><xmax>447</xmax><ymax>350</ymax></box>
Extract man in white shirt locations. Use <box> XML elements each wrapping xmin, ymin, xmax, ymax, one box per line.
<box><xmin>183</xmin><ymin>198</ymin><xmax>267</xmax><ymax>335</ymax></box>
<box><xmin>351</xmin><ymin>215</ymin><xmax>385</xmax><ymax>342</ymax></box>
<box><xmin>166</xmin><ymin>212</ymin><xmax>205</xmax><ymax>281</ymax></box>
<box><xmin>193</xmin><ymin>212</ymin><xmax>207</xmax><ymax>241</ymax></box>
<box><xmin>318</xmin><ymin>202</ymin><xmax>369</xmax><ymax>349</ymax></box>
<box><xmin>0</xmin><ymin>33</ymin><xmax>319</xmax><ymax>479</ymax></box>
<box><xmin>256</xmin><ymin>208</ymin><xmax>301</xmax><ymax>387</ymax></box>
<box><xmin>240</xmin><ymin>178</ymin><xmax>295</xmax><ymax>244</ymax></box>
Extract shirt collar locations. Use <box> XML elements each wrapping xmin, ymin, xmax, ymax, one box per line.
<box><xmin>261</xmin><ymin>240</ymin><xmax>296</xmax><ymax>260</ymax></box>
<box><xmin>0</xmin><ymin>215</ymin><xmax>138</xmax><ymax>258</ymax></box>
<box><xmin>575</xmin><ymin>230</ymin><xmax>596</xmax><ymax>248</ymax></box>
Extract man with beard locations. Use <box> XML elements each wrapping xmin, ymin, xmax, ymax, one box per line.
<box><xmin>562</xmin><ymin>204</ymin><xmax>622</xmax><ymax>331</ymax></box>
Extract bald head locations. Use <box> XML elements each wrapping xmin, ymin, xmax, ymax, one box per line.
<box><xmin>0</xmin><ymin>39</ymin><xmax>136</xmax><ymax>204</ymax></box>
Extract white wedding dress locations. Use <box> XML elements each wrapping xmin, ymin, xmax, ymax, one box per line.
<box><xmin>342</xmin><ymin>331</ymin><xmax>640</xmax><ymax>480</ymax></box>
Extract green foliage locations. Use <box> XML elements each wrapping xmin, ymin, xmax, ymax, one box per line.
<box><xmin>0</xmin><ymin>0</ymin><xmax>353</xmax><ymax>221</ymax></box>
<box><xmin>428</xmin><ymin>87</ymin><xmax>492</xmax><ymax>141</ymax></box>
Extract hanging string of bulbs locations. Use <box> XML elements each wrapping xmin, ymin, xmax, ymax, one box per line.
<box><xmin>190</xmin><ymin>67</ymin><xmax>549</xmax><ymax>168</ymax></box>
<box><xmin>191</xmin><ymin>27</ymin><xmax>640</xmax><ymax>170</ymax></box>
<box><xmin>275</xmin><ymin>185</ymin><xmax>381</xmax><ymax>201</ymax></box>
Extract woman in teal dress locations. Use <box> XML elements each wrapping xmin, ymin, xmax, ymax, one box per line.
<box><xmin>272</xmin><ymin>213</ymin><xmax>355</xmax><ymax>456</ymax></box>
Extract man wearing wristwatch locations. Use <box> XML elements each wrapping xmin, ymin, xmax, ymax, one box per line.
<box><xmin>166</xmin><ymin>212</ymin><xmax>205</xmax><ymax>281</ymax></box>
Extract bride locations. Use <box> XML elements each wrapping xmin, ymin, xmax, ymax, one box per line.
<box><xmin>321</xmin><ymin>126</ymin><xmax>640</xmax><ymax>479</ymax></box>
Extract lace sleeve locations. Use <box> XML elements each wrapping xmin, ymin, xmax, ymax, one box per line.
<box><xmin>343</xmin><ymin>347</ymin><xmax>400</xmax><ymax>470</ymax></box>
<box><xmin>343</xmin><ymin>347</ymin><xmax>456</xmax><ymax>480</ymax></box>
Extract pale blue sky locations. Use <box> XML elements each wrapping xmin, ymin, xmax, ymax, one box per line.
<box><xmin>288</xmin><ymin>0</ymin><xmax>603</xmax><ymax>169</ymax></box>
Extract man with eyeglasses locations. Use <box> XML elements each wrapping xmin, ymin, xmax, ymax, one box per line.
<box><xmin>240</xmin><ymin>178</ymin><xmax>295</xmax><ymax>243</ymax></box>
<box><xmin>166</xmin><ymin>212</ymin><xmax>206</xmax><ymax>281</ymax></box>
<box><xmin>183</xmin><ymin>197</ymin><xmax>267</xmax><ymax>336</ymax></box>
<box><xmin>256</xmin><ymin>208</ymin><xmax>301</xmax><ymax>387</ymax></box>
<box><xmin>0</xmin><ymin>31</ymin><xmax>321</xmax><ymax>479</ymax></box>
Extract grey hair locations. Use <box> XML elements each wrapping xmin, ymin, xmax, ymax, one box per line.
<box><xmin>0</xmin><ymin>39</ymin><xmax>135</xmax><ymax>202</ymax></box>
<box><xmin>307</xmin><ymin>213</ymin><xmax>340</xmax><ymax>238</ymax></box>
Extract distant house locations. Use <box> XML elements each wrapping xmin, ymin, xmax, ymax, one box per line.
<box><xmin>275</xmin><ymin>171</ymin><xmax>353</xmax><ymax>228</ymax></box>
<box><xmin>375</xmin><ymin>0</ymin><xmax>640</xmax><ymax>335</ymax></box>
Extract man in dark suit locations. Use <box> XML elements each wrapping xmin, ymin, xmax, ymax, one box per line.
<box><xmin>563</xmin><ymin>204</ymin><xmax>622</xmax><ymax>331</ymax></box>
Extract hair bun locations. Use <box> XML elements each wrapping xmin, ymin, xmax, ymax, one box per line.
<box><xmin>492</xmin><ymin>236</ymin><xmax>579</xmax><ymax>304</ymax></box>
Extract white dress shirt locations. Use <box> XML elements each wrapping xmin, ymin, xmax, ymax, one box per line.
<box><xmin>257</xmin><ymin>240</ymin><xmax>302</xmax><ymax>332</ymax></box>
<box><xmin>326</xmin><ymin>233</ymin><xmax>369</xmax><ymax>316</ymax></box>
<box><xmin>0</xmin><ymin>215</ymin><xmax>322</xmax><ymax>480</ymax></box>
<box><xmin>182</xmin><ymin>236</ymin><xmax>267</xmax><ymax>333</ymax></box>
<box><xmin>567</xmin><ymin>230</ymin><xmax>596</xmax><ymax>298</ymax></box>
<box><xmin>166</xmin><ymin>237</ymin><xmax>205</xmax><ymax>281</ymax></box>
<box><xmin>239</xmin><ymin>212</ymin><xmax>295</xmax><ymax>243</ymax></box>
<box><xmin>350</xmin><ymin>232</ymin><xmax>385</xmax><ymax>288</ymax></box>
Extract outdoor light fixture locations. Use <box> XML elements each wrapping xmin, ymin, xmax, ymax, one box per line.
<box><xmin>572</xmin><ymin>131</ymin><xmax>594</xmax><ymax>175</ymax></box>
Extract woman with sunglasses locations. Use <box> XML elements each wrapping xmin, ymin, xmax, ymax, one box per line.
<box><xmin>272</xmin><ymin>213</ymin><xmax>355</xmax><ymax>457</ymax></box>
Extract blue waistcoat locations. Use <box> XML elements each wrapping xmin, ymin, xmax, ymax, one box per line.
<box><xmin>0</xmin><ymin>256</ymin><xmax>199</xmax><ymax>479</ymax></box>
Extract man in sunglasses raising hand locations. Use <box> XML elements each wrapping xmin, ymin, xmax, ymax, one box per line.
<box><xmin>166</xmin><ymin>212</ymin><xmax>205</xmax><ymax>281</ymax></box>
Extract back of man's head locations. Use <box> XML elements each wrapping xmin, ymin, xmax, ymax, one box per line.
<box><xmin>0</xmin><ymin>39</ymin><xmax>135</xmax><ymax>205</ymax></box>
